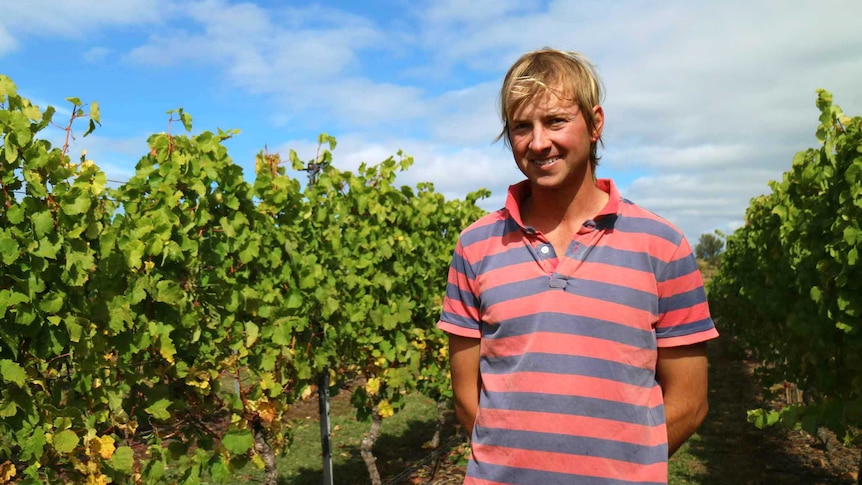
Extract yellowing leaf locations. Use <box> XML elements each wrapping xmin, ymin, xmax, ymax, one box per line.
<box><xmin>89</xmin><ymin>435</ymin><xmax>116</xmax><ymax>460</ymax></box>
<box><xmin>0</xmin><ymin>461</ymin><xmax>16</xmax><ymax>484</ymax></box>
<box><xmin>365</xmin><ymin>378</ymin><xmax>380</xmax><ymax>396</ymax></box>
<box><xmin>300</xmin><ymin>385</ymin><xmax>312</xmax><ymax>400</ymax></box>
<box><xmin>159</xmin><ymin>334</ymin><xmax>176</xmax><ymax>364</ymax></box>
<box><xmin>245</xmin><ymin>322</ymin><xmax>260</xmax><ymax>348</ymax></box>
<box><xmin>71</xmin><ymin>456</ymin><xmax>88</xmax><ymax>474</ymax></box>
<box><xmin>86</xmin><ymin>472</ymin><xmax>109</xmax><ymax>485</ymax></box>
<box><xmin>377</xmin><ymin>400</ymin><xmax>394</xmax><ymax>418</ymax></box>
<box><xmin>259</xmin><ymin>372</ymin><xmax>275</xmax><ymax>392</ymax></box>
<box><xmin>257</xmin><ymin>400</ymin><xmax>276</xmax><ymax>424</ymax></box>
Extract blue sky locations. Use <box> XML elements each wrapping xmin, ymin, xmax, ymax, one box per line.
<box><xmin>2</xmin><ymin>0</ymin><xmax>861</xmax><ymax>242</ymax></box>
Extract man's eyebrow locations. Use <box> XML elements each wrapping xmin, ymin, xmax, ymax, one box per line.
<box><xmin>511</xmin><ymin>108</ymin><xmax>576</xmax><ymax>120</ymax></box>
<box><xmin>545</xmin><ymin>107</ymin><xmax>580</xmax><ymax>116</ymax></box>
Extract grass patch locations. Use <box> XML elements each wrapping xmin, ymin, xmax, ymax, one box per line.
<box><xmin>255</xmin><ymin>391</ymin><xmax>447</xmax><ymax>484</ymax></box>
<box><xmin>669</xmin><ymin>434</ymin><xmax>708</xmax><ymax>484</ymax></box>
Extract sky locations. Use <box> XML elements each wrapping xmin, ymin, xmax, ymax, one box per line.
<box><xmin>2</xmin><ymin>0</ymin><xmax>861</xmax><ymax>244</ymax></box>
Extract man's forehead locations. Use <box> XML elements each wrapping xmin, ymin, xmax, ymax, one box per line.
<box><xmin>511</xmin><ymin>91</ymin><xmax>580</xmax><ymax>117</ymax></box>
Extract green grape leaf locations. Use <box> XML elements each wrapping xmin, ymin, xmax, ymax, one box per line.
<box><xmin>0</xmin><ymin>399</ymin><xmax>17</xmax><ymax>417</ymax></box>
<box><xmin>145</xmin><ymin>399</ymin><xmax>172</xmax><ymax>420</ymax></box>
<box><xmin>0</xmin><ymin>360</ymin><xmax>26</xmax><ymax>386</ymax></box>
<box><xmin>89</xmin><ymin>101</ymin><xmax>100</xmax><ymax>123</ymax></box>
<box><xmin>53</xmin><ymin>429</ymin><xmax>79</xmax><ymax>454</ymax></box>
<box><xmin>111</xmin><ymin>446</ymin><xmax>135</xmax><ymax>472</ymax></box>
<box><xmin>155</xmin><ymin>280</ymin><xmax>184</xmax><ymax>305</ymax></box>
<box><xmin>222</xmin><ymin>429</ymin><xmax>254</xmax><ymax>454</ymax></box>
<box><xmin>0</xmin><ymin>75</ymin><xmax>16</xmax><ymax>96</ymax></box>
<box><xmin>209</xmin><ymin>458</ymin><xmax>230</xmax><ymax>482</ymax></box>
<box><xmin>246</xmin><ymin>322</ymin><xmax>259</xmax><ymax>347</ymax></box>
<box><xmin>0</xmin><ymin>236</ymin><xmax>19</xmax><ymax>264</ymax></box>
<box><xmin>810</xmin><ymin>286</ymin><xmax>822</xmax><ymax>303</ymax></box>
<box><xmin>6</xmin><ymin>205</ymin><xmax>24</xmax><ymax>224</ymax></box>
<box><xmin>286</xmin><ymin>291</ymin><xmax>303</xmax><ymax>309</ymax></box>
<box><xmin>62</xmin><ymin>193</ymin><xmax>91</xmax><ymax>215</ymax></box>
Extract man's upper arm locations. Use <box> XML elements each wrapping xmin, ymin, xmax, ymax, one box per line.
<box><xmin>656</xmin><ymin>342</ymin><xmax>710</xmax><ymax>455</ymax></box>
<box><xmin>449</xmin><ymin>333</ymin><xmax>481</xmax><ymax>433</ymax></box>
<box><xmin>656</xmin><ymin>342</ymin><xmax>708</xmax><ymax>392</ymax></box>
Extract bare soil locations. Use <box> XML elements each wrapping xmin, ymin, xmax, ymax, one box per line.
<box><xmin>679</xmin><ymin>334</ymin><xmax>860</xmax><ymax>485</ymax></box>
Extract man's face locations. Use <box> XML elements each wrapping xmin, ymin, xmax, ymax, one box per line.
<box><xmin>508</xmin><ymin>91</ymin><xmax>603</xmax><ymax>191</ymax></box>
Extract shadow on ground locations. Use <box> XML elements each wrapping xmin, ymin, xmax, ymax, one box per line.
<box><xmin>682</xmin><ymin>335</ymin><xmax>855</xmax><ymax>485</ymax></box>
<box><xmin>282</xmin><ymin>416</ymin><xmax>458</xmax><ymax>485</ymax></box>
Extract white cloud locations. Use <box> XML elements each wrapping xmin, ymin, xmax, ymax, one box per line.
<box><xmin>422</xmin><ymin>0</ymin><xmax>543</xmax><ymax>23</ymax></box>
<box><xmin>0</xmin><ymin>25</ymin><xmax>17</xmax><ymax>56</ymax></box>
<box><xmin>126</xmin><ymin>1</ymin><xmax>398</xmax><ymax>128</ymax></box>
<box><xmin>7</xmin><ymin>0</ymin><xmax>862</xmax><ymax>243</ymax></box>
<box><xmin>83</xmin><ymin>47</ymin><xmax>112</xmax><ymax>63</ymax></box>
<box><xmin>320</xmin><ymin>79</ymin><xmax>428</xmax><ymax>126</ymax></box>
<box><xmin>127</xmin><ymin>2</ymin><xmax>382</xmax><ymax>85</ymax></box>
<box><xmin>0</xmin><ymin>0</ymin><xmax>166</xmax><ymax>48</ymax></box>
<box><xmin>264</xmin><ymin>0</ymin><xmax>862</xmax><ymax>240</ymax></box>
<box><xmin>606</xmin><ymin>143</ymin><xmax>753</xmax><ymax>171</ymax></box>
<box><xmin>427</xmin><ymin>81</ymin><xmax>501</xmax><ymax>145</ymax></box>
<box><xmin>620</xmin><ymin>168</ymin><xmax>780</xmax><ymax>241</ymax></box>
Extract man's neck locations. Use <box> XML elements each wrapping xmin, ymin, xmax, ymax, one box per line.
<box><xmin>522</xmin><ymin>175</ymin><xmax>609</xmax><ymax>236</ymax></box>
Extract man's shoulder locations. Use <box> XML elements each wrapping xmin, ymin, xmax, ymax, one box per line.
<box><xmin>617</xmin><ymin>197</ymin><xmax>680</xmax><ymax>227</ymax></box>
<box><xmin>456</xmin><ymin>208</ymin><xmax>513</xmax><ymax>246</ymax></box>
<box><xmin>615</xmin><ymin>197</ymin><xmax>687</xmax><ymax>243</ymax></box>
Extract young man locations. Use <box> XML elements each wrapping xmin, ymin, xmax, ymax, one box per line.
<box><xmin>438</xmin><ymin>48</ymin><xmax>719</xmax><ymax>484</ymax></box>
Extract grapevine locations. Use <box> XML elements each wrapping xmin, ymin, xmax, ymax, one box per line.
<box><xmin>0</xmin><ymin>74</ymin><xmax>487</xmax><ymax>484</ymax></box>
<box><xmin>709</xmin><ymin>90</ymin><xmax>862</xmax><ymax>445</ymax></box>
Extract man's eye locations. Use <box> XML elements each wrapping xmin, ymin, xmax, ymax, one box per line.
<box><xmin>549</xmin><ymin>118</ymin><xmax>566</xmax><ymax>126</ymax></box>
<box><xmin>511</xmin><ymin>123</ymin><xmax>531</xmax><ymax>132</ymax></box>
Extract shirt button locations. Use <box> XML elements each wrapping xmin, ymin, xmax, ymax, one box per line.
<box><xmin>540</xmin><ymin>246</ymin><xmax>550</xmax><ymax>254</ymax></box>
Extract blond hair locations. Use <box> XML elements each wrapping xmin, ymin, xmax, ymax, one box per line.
<box><xmin>497</xmin><ymin>48</ymin><xmax>605</xmax><ymax>169</ymax></box>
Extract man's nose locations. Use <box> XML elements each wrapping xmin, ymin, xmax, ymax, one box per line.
<box><xmin>528</xmin><ymin>126</ymin><xmax>551</xmax><ymax>152</ymax></box>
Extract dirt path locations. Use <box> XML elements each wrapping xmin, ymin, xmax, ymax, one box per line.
<box><xmin>684</xmin><ymin>335</ymin><xmax>859</xmax><ymax>484</ymax></box>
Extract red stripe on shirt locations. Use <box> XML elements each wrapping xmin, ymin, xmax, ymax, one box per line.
<box><xmin>469</xmin><ymin>442</ymin><xmax>667</xmax><ymax>482</ymax></box>
<box><xmin>481</xmin><ymin>371</ymin><xmax>662</xmax><ymax>407</ymax></box>
<box><xmin>484</xmin><ymin>333</ymin><xmax>655</xmax><ymax>369</ymax></box>
<box><xmin>476</xmin><ymin>408</ymin><xmax>667</xmax><ymax>447</ymax></box>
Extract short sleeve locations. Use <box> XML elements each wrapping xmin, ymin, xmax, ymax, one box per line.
<box><xmin>655</xmin><ymin>236</ymin><xmax>719</xmax><ymax>347</ymax></box>
<box><xmin>437</xmin><ymin>238</ymin><xmax>482</xmax><ymax>339</ymax></box>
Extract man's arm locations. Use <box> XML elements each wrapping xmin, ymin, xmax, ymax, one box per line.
<box><xmin>656</xmin><ymin>342</ymin><xmax>709</xmax><ymax>456</ymax></box>
<box><xmin>449</xmin><ymin>333</ymin><xmax>481</xmax><ymax>435</ymax></box>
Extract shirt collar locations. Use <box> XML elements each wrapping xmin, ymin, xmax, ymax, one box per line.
<box><xmin>505</xmin><ymin>178</ymin><xmax>622</xmax><ymax>229</ymax></box>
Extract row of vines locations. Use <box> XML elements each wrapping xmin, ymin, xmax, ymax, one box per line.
<box><xmin>708</xmin><ymin>90</ymin><xmax>861</xmax><ymax>450</ymax></box>
<box><xmin>0</xmin><ymin>75</ymin><xmax>487</xmax><ymax>484</ymax></box>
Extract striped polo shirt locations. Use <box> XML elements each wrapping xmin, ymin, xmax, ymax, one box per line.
<box><xmin>438</xmin><ymin>178</ymin><xmax>719</xmax><ymax>484</ymax></box>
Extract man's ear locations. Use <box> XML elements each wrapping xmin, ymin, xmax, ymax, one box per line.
<box><xmin>590</xmin><ymin>105</ymin><xmax>605</xmax><ymax>142</ymax></box>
